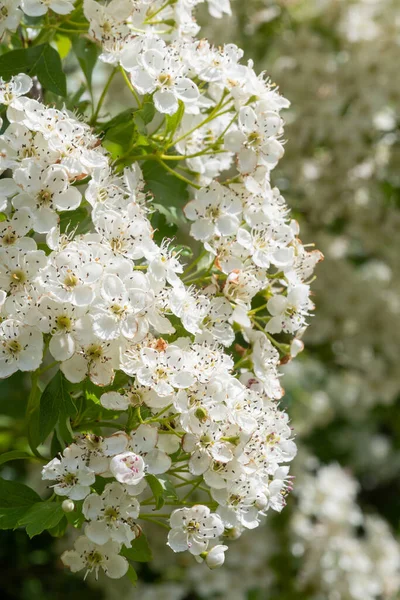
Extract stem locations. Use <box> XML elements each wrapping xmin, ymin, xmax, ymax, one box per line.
<box><xmin>158</xmin><ymin>159</ymin><xmax>201</xmax><ymax>190</ymax></box>
<box><xmin>145</xmin><ymin>0</ymin><xmax>173</xmax><ymax>22</ymax></box>
<box><xmin>182</xmin><ymin>250</ymin><xmax>207</xmax><ymax>276</ymax></box>
<box><xmin>91</xmin><ymin>67</ymin><xmax>117</xmax><ymax>125</ymax></box>
<box><xmin>119</xmin><ymin>66</ymin><xmax>142</xmax><ymax>108</ymax></box>
<box><xmin>139</xmin><ymin>514</ymin><xmax>170</xmax><ymax>530</ymax></box>
<box><xmin>181</xmin><ymin>477</ymin><xmax>204</xmax><ymax>502</ymax></box>
<box><xmin>38</xmin><ymin>361</ymin><xmax>59</xmax><ymax>376</ymax></box>
<box><xmin>145</xmin><ymin>404</ymin><xmax>173</xmax><ymax>423</ymax></box>
<box><xmin>166</xmin><ymin>97</ymin><xmax>233</xmax><ymax>149</ymax></box>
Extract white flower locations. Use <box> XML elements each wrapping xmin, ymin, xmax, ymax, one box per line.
<box><xmin>75</xmin><ymin>431</ymin><xmax>128</xmax><ymax>474</ymax></box>
<box><xmin>168</xmin><ymin>505</ymin><xmax>224</xmax><ymax>555</ymax></box>
<box><xmin>109</xmin><ymin>451</ymin><xmax>146</xmax><ymax>486</ymax></box>
<box><xmin>61</xmin><ymin>536</ymin><xmax>128</xmax><ymax>579</ymax></box>
<box><xmin>40</xmin><ymin>243</ymin><xmax>103</xmax><ymax>307</ymax></box>
<box><xmin>0</xmin><ymin>246</ymin><xmax>46</xmax><ymax>296</ymax></box>
<box><xmin>205</xmin><ymin>544</ymin><xmax>228</xmax><ymax>569</ymax></box>
<box><xmin>21</xmin><ymin>0</ymin><xmax>74</xmax><ymax>17</ymax></box>
<box><xmin>266</xmin><ymin>284</ymin><xmax>313</xmax><ymax>334</ymax></box>
<box><xmin>128</xmin><ymin>424</ymin><xmax>171</xmax><ymax>474</ymax></box>
<box><xmin>41</xmin><ymin>445</ymin><xmax>95</xmax><ymax>500</ymax></box>
<box><xmin>0</xmin><ymin>74</ymin><xmax>31</xmax><ymax>108</ymax></box>
<box><xmin>125</xmin><ymin>43</ymin><xmax>199</xmax><ymax>115</ymax></box>
<box><xmin>35</xmin><ymin>298</ymin><xmax>90</xmax><ymax>362</ymax></box>
<box><xmin>169</xmin><ymin>286</ymin><xmax>210</xmax><ymax>335</ymax></box>
<box><xmin>225</xmin><ymin>104</ymin><xmax>284</xmax><ymax>173</ymax></box>
<box><xmin>93</xmin><ymin>205</ymin><xmax>157</xmax><ymax>261</ymax></box>
<box><xmin>0</xmin><ymin>319</ymin><xmax>43</xmax><ymax>378</ymax></box>
<box><xmin>83</xmin><ymin>0</ymin><xmax>132</xmax><ymax>44</ymax></box>
<box><xmin>199</xmin><ymin>297</ymin><xmax>234</xmax><ymax>346</ymax></box>
<box><xmin>0</xmin><ymin>209</ymin><xmax>34</xmax><ymax>250</ymax></box>
<box><xmin>90</xmin><ymin>273</ymin><xmax>148</xmax><ymax>342</ymax></box>
<box><xmin>132</xmin><ymin>344</ymin><xmax>195</xmax><ymax>396</ymax></box>
<box><xmin>83</xmin><ymin>482</ymin><xmax>140</xmax><ymax>547</ymax></box>
<box><xmin>60</xmin><ymin>338</ymin><xmax>120</xmax><ymax>386</ymax></box>
<box><xmin>13</xmin><ymin>163</ymin><xmax>82</xmax><ymax>233</ymax></box>
<box><xmin>184</xmin><ymin>182</ymin><xmax>242</xmax><ymax>242</ymax></box>
<box><xmin>0</xmin><ymin>1</ymin><xmax>22</xmax><ymax>37</ymax></box>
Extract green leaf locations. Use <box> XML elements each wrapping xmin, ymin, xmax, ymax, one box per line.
<box><xmin>72</xmin><ymin>37</ymin><xmax>100</xmax><ymax>92</ymax></box>
<box><xmin>100</xmin><ymin>108</ymin><xmax>135</xmax><ymax>133</ymax></box>
<box><xmin>158</xmin><ymin>475</ymin><xmax>179</xmax><ymax>502</ymax></box>
<box><xmin>145</xmin><ymin>474</ymin><xmax>165</xmax><ymax>510</ymax></box>
<box><xmin>126</xmin><ymin>564</ymin><xmax>138</xmax><ymax>585</ymax></box>
<box><xmin>121</xmin><ymin>534</ymin><xmax>153</xmax><ymax>562</ymax></box>
<box><xmin>18</xmin><ymin>501</ymin><xmax>64</xmax><ymax>538</ymax></box>
<box><xmin>54</xmin><ymin>35</ymin><xmax>72</xmax><ymax>60</ymax></box>
<box><xmin>133</xmin><ymin>102</ymin><xmax>156</xmax><ymax>133</ymax></box>
<box><xmin>48</xmin><ymin>515</ymin><xmax>68</xmax><ymax>537</ymax></box>
<box><xmin>0</xmin><ymin>478</ymin><xmax>41</xmax><ymax>530</ymax></box>
<box><xmin>0</xmin><ymin>451</ymin><xmax>33</xmax><ymax>466</ymax></box>
<box><xmin>39</xmin><ymin>370</ymin><xmax>76</xmax><ymax>443</ymax></box>
<box><xmin>59</xmin><ymin>204</ymin><xmax>91</xmax><ymax>235</ymax></box>
<box><xmin>165</xmin><ymin>100</ymin><xmax>185</xmax><ymax>137</ymax></box>
<box><xmin>103</xmin><ymin>120</ymin><xmax>136</xmax><ymax>159</ymax></box>
<box><xmin>0</xmin><ymin>44</ymin><xmax>67</xmax><ymax>96</ymax></box>
<box><xmin>142</xmin><ymin>161</ymin><xmax>189</xmax><ymax>209</ymax></box>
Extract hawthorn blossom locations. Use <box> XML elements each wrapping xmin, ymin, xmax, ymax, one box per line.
<box><xmin>168</xmin><ymin>505</ymin><xmax>224</xmax><ymax>555</ymax></box>
<box><xmin>61</xmin><ymin>536</ymin><xmax>128</xmax><ymax>579</ymax></box>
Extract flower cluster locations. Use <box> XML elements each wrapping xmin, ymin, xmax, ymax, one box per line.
<box><xmin>291</xmin><ymin>462</ymin><xmax>400</xmax><ymax>600</ymax></box>
<box><xmin>0</xmin><ymin>0</ymin><xmax>320</xmax><ymax>582</ymax></box>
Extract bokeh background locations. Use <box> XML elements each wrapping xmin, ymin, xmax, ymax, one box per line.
<box><xmin>1</xmin><ymin>0</ymin><xmax>400</xmax><ymax>598</ymax></box>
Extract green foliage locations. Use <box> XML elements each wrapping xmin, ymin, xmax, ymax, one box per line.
<box><xmin>59</xmin><ymin>204</ymin><xmax>91</xmax><ymax>235</ymax></box>
<box><xmin>164</xmin><ymin>100</ymin><xmax>185</xmax><ymax>138</ymax></box>
<box><xmin>133</xmin><ymin>101</ymin><xmax>156</xmax><ymax>133</ymax></box>
<box><xmin>145</xmin><ymin>474</ymin><xmax>178</xmax><ymax>510</ymax></box>
<box><xmin>0</xmin><ymin>478</ymin><xmax>41</xmax><ymax>530</ymax></box>
<box><xmin>145</xmin><ymin>474</ymin><xmax>166</xmax><ymax>510</ymax></box>
<box><xmin>142</xmin><ymin>161</ymin><xmax>189</xmax><ymax>209</ymax></box>
<box><xmin>126</xmin><ymin>564</ymin><xmax>138</xmax><ymax>585</ymax></box>
<box><xmin>0</xmin><ymin>44</ymin><xmax>67</xmax><ymax>96</ymax></box>
<box><xmin>18</xmin><ymin>502</ymin><xmax>65</xmax><ymax>539</ymax></box>
<box><xmin>39</xmin><ymin>371</ymin><xmax>76</xmax><ymax>444</ymax></box>
<box><xmin>121</xmin><ymin>533</ymin><xmax>153</xmax><ymax>562</ymax></box>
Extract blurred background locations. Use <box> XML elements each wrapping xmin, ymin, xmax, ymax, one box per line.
<box><xmin>1</xmin><ymin>0</ymin><xmax>400</xmax><ymax>598</ymax></box>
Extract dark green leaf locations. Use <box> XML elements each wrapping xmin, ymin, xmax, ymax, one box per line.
<box><xmin>39</xmin><ymin>370</ymin><xmax>76</xmax><ymax>443</ymax></box>
<box><xmin>103</xmin><ymin>119</ymin><xmax>136</xmax><ymax>159</ymax></box>
<box><xmin>121</xmin><ymin>534</ymin><xmax>153</xmax><ymax>562</ymax></box>
<box><xmin>142</xmin><ymin>161</ymin><xmax>189</xmax><ymax>209</ymax></box>
<box><xmin>0</xmin><ymin>478</ymin><xmax>41</xmax><ymax>530</ymax></box>
<box><xmin>0</xmin><ymin>44</ymin><xmax>67</xmax><ymax>96</ymax></box>
<box><xmin>48</xmin><ymin>515</ymin><xmax>68</xmax><ymax>537</ymax></box>
<box><xmin>59</xmin><ymin>204</ymin><xmax>90</xmax><ymax>235</ymax></box>
<box><xmin>18</xmin><ymin>501</ymin><xmax>64</xmax><ymax>538</ymax></box>
<box><xmin>145</xmin><ymin>474</ymin><xmax>165</xmax><ymax>510</ymax></box>
<box><xmin>0</xmin><ymin>451</ymin><xmax>33</xmax><ymax>466</ymax></box>
<box><xmin>100</xmin><ymin>108</ymin><xmax>135</xmax><ymax>133</ymax></box>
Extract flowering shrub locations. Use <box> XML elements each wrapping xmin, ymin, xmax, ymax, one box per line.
<box><xmin>0</xmin><ymin>0</ymin><xmax>321</xmax><ymax>583</ymax></box>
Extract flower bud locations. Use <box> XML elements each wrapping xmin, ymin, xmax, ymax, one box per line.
<box><xmin>62</xmin><ymin>499</ymin><xmax>75</xmax><ymax>513</ymax></box>
<box><xmin>205</xmin><ymin>545</ymin><xmax>228</xmax><ymax>569</ymax></box>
